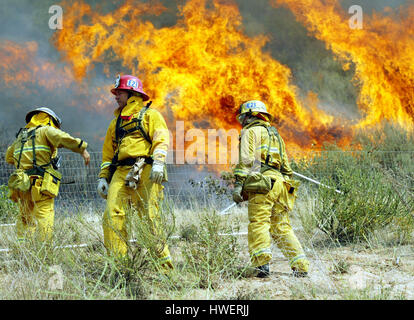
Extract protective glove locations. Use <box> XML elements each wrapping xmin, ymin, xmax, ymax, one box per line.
<box><xmin>232</xmin><ymin>185</ymin><xmax>244</xmax><ymax>203</ymax></box>
<box><xmin>82</xmin><ymin>149</ymin><xmax>90</xmax><ymax>166</ymax></box>
<box><xmin>97</xmin><ymin>178</ymin><xmax>109</xmax><ymax>199</ymax></box>
<box><xmin>150</xmin><ymin>160</ymin><xmax>164</xmax><ymax>184</ymax></box>
<box><xmin>125</xmin><ymin>158</ymin><xmax>146</xmax><ymax>189</ymax></box>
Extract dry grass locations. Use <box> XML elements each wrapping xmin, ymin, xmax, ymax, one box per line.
<box><xmin>0</xmin><ymin>188</ymin><xmax>413</xmax><ymax>300</ymax></box>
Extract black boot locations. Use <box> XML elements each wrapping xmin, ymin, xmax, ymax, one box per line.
<box><xmin>256</xmin><ymin>264</ymin><xmax>270</xmax><ymax>278</ymax></box>
<box><xmin>292</xmin><ymin>269</ymin><xmax>308</xmax><ymax>278</ymax></box>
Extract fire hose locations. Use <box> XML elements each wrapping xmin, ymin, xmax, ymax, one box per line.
<box><xmin>61</xmin><ymin>180</ymin><xmax>75</xmax><ymax>184</ymax></box>
<box><xmin>219</xmin><ymin>171</ymin><xmax>343</xmax><ymax>216</ymax></box>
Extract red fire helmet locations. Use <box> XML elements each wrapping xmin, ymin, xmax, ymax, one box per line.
<box><xmin>110</xmin><ymin>74</ymin><xmax>150</xmax><ymax>101</ymax></box>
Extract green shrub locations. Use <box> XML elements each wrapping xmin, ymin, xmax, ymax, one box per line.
<box><xmin>297</xmin><ymin>149</ymin><xmax>413</xmax><ymax>242</ymax></box>
<box><xmin>189</xmin><ymin>173</ymin><xmax>233</xmax><ymax>203</ymax></box>
<box><xmin>334</xmin><ymin>168</ymin><xmax>395</xmax><ymax>240</ymax></box>
<box><xmin>291</xmin><ymin>123</ymin><xmax>414</xmax><ymax>243</ymax></box>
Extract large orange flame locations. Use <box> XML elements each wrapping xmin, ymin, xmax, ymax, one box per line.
<box><xmin>51</xmin><ymin>0</ymin><xmax>351</xmax><ymax>164</ymax></box>
<box><xmin>272</xmin><ymin>0</ymin><xmax>414</xmax><ymax>130</ymax></box>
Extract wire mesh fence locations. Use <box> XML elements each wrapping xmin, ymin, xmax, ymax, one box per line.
<box><xmin>0</xmin><ymin>151</ymin><xmax>235</xmax><ymax>211</ymax></box>
<box><xmin>1</xmin><ymin>150</ymin><xmax>413</xmax><ymax>211</ymax></box>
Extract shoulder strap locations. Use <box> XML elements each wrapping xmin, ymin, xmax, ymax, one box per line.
<box><xmin>16</xmin><ymin>128</ymin><xmax>28</xmax><ymax>169</ymax></box>
<box><xmin>263</xmin><ymin>125</ymin><xmax>283</xmax><ymax>166</ymax></box>
<box><xmin>15</xmin><ymin>126</ymin><xmax>40</xmax><ymax>169</ymax></box>
<box><xmin>134</xmin><ymin>101</ymin><xmax>152</xmax><ymax>144</ymax></box>
<box><xmin>15</xmin><ymin>128</ymin><xmax>23</xmax><ymax>138</ymax></box>
<box><xmin>115</xmin><ymin>101</ymin><xmax>153</xmax><ymax>145</ymax></box>
<box><xmin>111</xmin><ymin>101</ymin><xmax>153</xmax><ymax>172</ymax></box>
<box><xmin>114</xmin><ymin>113</ymin><xmax>123</xmax><ymax>144</ymax></box>
<box><xmin>244</xmin><ymin>120</ymin><xmax>283</xmax><ymax>170</ymax></box>
<box><xmin>31</xmin><ymin>128</ymin><xmax>37</xmax><ymax>167</ymax></box>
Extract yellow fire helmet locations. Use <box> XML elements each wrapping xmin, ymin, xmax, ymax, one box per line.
<box><xmin>25</xmin><ymin>107</ymin><xmax>62</xmax><ymax>128</ymax></box>
<box><xmin>238</xmin><ymin>100</ymin><xmax>272</xmax><ymax>123</ymax></box>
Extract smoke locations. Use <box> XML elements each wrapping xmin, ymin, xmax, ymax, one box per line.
<box><xmin>236</xmin><ymin>0</ymin><xmax>409</xmax><ymax>119</ymax></box>
<box><xmin>0</xmin><ymin>0</ymin><xmax>120</xmax><ymax>149</ymax></box>
<box><xmin>0</xmin><ymin>0</ymin><xmax>192</xmax><ymax>148</ymax></box>
<box><xmin>339</xmin><ymin>0</ymin><xmax>408</xmax><ymax>12</ymax></box>
<box><xmin>235</xmin><ymin>0</ymin><xmax>359</xmax><ymax>118</ymax></box>
<box><xmin>0</xmin><ymin>0</ymin><xmax>411</xmax><ymax>150</ymax></box>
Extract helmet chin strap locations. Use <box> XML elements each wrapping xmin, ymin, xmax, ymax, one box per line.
<box><xmin>241</xmin><ymin>110</ymin><xmax>254</xmax><ymax>127</ymax></box>
<box><xmin>127</xmin><ymin>91</ymin><xmax>144</xmax><ymax>100</ymax></box>
<box><xmin>241</xmin><ymin>115</ymin><xmax>253</xmax><ymax>127</ymax></box>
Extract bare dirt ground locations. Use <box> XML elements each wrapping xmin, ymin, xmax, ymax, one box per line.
<box><xmin>220</xmin><ymin>244</ymin><xmax>414</xmax><ymax>300</ymax></box>
<box><xmin>174</xmin><ymin>208</ymin><xmax>414</xmax><ymax>300</ymax></box>
<box><xmin>178</xmin><ymin>243</ymin><xmax>414</xmax><ymax>300</ymax></box>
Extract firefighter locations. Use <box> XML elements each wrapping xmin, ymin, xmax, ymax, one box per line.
<box><xmin>232</xmin><ymin>100</ymin><xmax>309</xmax><ymax>278</ymax></box>
<box><xmin>97</xmin><ymin>74</ymin><xmax>173</xmax><ymax>271</ymax></box>
<box><xmin>5</xmin><ymin>107</ymin><xmax>90</xmax><ymax>242</ymax></box>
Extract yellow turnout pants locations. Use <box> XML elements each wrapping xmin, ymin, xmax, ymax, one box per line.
<box><xmin>247</xmin><ymin>173</ymin><xmax>309</xmax><ymax>273</ymax></box>
<box><xmin>11</xmin><ymin>177</ymin><xmax>55</xmax><ymax>242</ymax></box>
<box><xmin>103</xmin><ymin>164</ymin><xmax>173</xmax><ymax>270</ymax></box>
